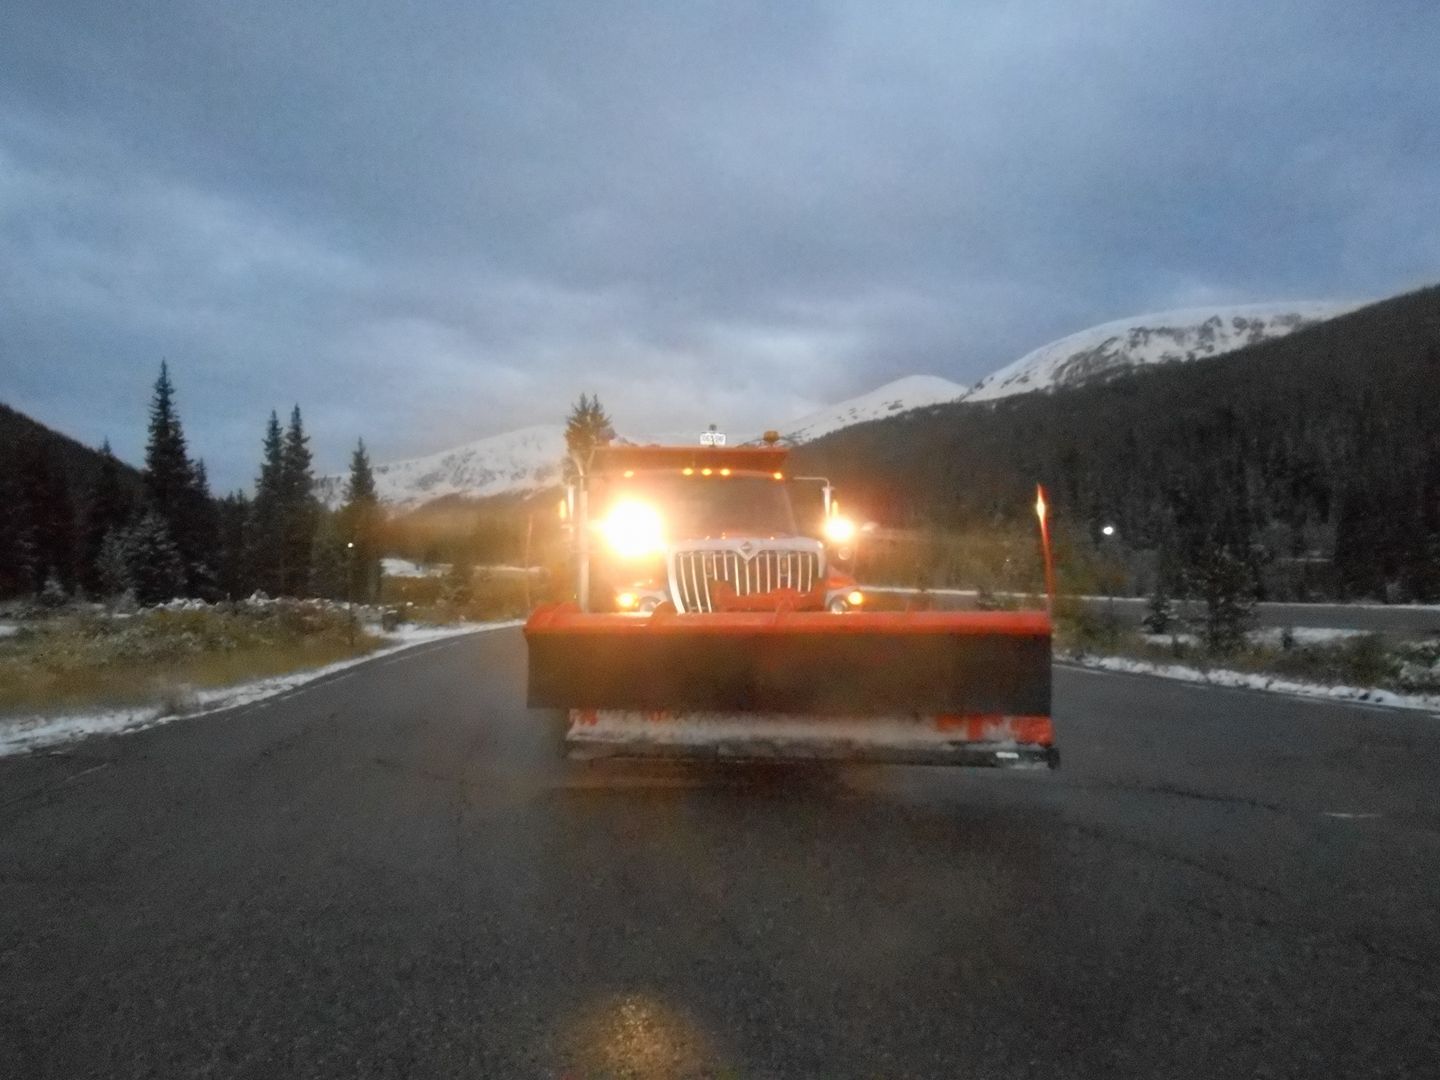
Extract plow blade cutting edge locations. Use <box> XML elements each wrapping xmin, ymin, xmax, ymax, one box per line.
<box><xmin>524</xmin><ymin>605</ymin><xmax>1057</xmax><ymax>768</ymax></box>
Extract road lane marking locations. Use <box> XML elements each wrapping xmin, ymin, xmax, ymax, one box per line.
<box><xmin>1322</xmin><ymin>811</ymin><xmax>1382</xmax><ymax>820</ymax></box>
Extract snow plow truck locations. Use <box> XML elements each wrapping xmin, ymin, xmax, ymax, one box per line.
<box><xmin>524</xmin><ymin>433</ymin><xmax>1057</xmax><ymax>767</ymax></box>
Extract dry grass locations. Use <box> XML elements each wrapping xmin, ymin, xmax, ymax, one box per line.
<box><xmin>0</xmin><ymin>604</ymin><xmax>382</xmax><ymax>717</ymax></box>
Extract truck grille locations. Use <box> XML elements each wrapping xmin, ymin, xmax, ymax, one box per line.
<box><xmin>671</xmin><ymin>548</ymin><xmax>822</xmax><ymax>613</ymax></box>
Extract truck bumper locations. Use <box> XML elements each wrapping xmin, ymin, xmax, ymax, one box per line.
<box><xmin>562</xmin><ymin>709</ymin><xmax>1059</xmax><ymax>769</ymax></box>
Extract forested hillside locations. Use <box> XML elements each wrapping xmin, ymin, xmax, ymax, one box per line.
<box><xmin>794</xmin><ymin>284</ymin><xmax>1440</xmax><ymax>601</ymax></box>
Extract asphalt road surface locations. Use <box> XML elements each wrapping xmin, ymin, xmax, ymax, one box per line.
<box><xmin>2</xmin><ymin>628</ymin><xmax>1437</xmax><ymax>1078</ymax></box>
<box><xmin>867</xmin><ymin>588</ymin><xmax>1440</xmax><ymax>636</ymax></box>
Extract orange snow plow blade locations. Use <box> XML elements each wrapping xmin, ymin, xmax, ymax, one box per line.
<box><xmin>524</xmin><ymin>604</ymin><xmax>1056</xmax><ymax>768</ymax></box>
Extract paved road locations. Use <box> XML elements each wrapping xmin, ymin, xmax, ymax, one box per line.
<box><xmin>2</xmin><ymin>629</ymin><xmax>1437</xmax><ymax>1078</ymax></box>
<box><xmin>866</xmin><ymin>588</ymin><xmax>1440</xmax><ymax>635</ymax></box>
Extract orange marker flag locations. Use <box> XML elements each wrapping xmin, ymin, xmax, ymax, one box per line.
<box><xmin>1035</xmin><ymin>484</ymin><xmax>1056</xmax><ymax>614</ymax></box>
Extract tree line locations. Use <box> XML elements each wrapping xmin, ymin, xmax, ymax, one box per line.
<box><xmin>0</xmin><ymin>365</ymin><xmax>383</xmax><ymax>606</ymax></box>
<box><xmin>795</xmin><ymin>283</ymin><xmax>1440</xmax><ymax>604</ymax></box>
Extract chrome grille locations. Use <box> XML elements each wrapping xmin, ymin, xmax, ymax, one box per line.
<box><xmin>671</xmin><ymin>548</ymin><xmax>822</xmax><ymax>613</ymax></box>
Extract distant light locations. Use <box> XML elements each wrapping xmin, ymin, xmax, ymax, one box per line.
<box><xmin>1101</xmin><ymin>525</ymin><xmax>1116</xmax><ymax>537</ymax></box>
<box><xmin>346</xmin><ymin>541</ymin><xmax>354</xmax><ymax>549</ymax></box>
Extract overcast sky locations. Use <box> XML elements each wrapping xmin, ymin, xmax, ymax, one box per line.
<box><xmin>3</xmin><ymin>0</ymin><xmax>1437</xmax><ymax>489</ymax></box>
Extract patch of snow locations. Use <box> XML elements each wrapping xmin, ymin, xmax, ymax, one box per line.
<box><xmin>381</xmin><ymin>557</ymin><xmax>441</xmax><ymax>578</ymax></box>
<box><xmin>769</xmin><ymin>375</ymin><xmax>969</xmax><ymax>445</ymax></box>
<box><xmin>1063</xmin><ymin>652</ymin><xmax>1440</xmax><ymax>713</ymax></box>
<box><xmin>0</xmin><ymin>621</ymin><xmax>523</xmax><ymax>758</ymax></box>
<box><xmin>966</xmin><ymin>301</ymin><xmax>1361</xmax><ymax>403</ymax></box>
<box><xmin>315</xmin><ymin>424</ymin><xmax>567</xmax><ymax>511</ymax></box>
<box><xmin>1250</xmin><ymin>626</ymin><xmax>1370</xmax><ymax>645</ymax></box>
<box><xmin>0</xmin><ymin>623</ymin><xmax>18</xmax><ymax>638</ymax></box>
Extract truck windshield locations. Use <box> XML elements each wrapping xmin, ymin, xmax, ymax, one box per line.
<box><xmin>599</xmin><ymin>474</ymin><xmax>797</xmax><ymax>539</ymax></box>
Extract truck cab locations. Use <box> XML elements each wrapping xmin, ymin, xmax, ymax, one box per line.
<box><xmin>571</xmin><ymin>443</ymin><xmax>862</xmax><ymax>615</ymax></box>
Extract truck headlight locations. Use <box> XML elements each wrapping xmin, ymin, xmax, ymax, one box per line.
<box><xmin>823</xmin><ymin>515</ymin><xmax>856</xmax><ymax>544</ymax></box>
<box><xmin>601</xmin><ymin>500</ymin><xmax>665</xmax><ymax>558</ymax></box>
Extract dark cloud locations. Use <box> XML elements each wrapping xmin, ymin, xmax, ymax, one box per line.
<box><xmin>2</xmin><ymin>0</ymin><xmax>1436</xmax><ymax>487</ymax></box>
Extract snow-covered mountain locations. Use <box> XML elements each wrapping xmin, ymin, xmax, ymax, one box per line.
<box><xmin>965</xmin><ymin>301</ymin><xmax>1357</xmax><ymax>403</ymax></box>
<box><xmin>315</xmin><ymin>424</ymin><xmax>566</xmax><ymax>510</ymax></box>
<box><xmin>320</xmin><ymin>304</ymin><xmax>1356</xmax><ymax>508</ymax></box>
<box><xmin>769</xmin><ymin>375</ymin><xmax>969</xmax><ymax>444</ymax></box>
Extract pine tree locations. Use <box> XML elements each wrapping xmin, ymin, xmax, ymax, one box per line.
<box><xmin>0</xmin><ymin>460</ymin><xmax>40</xmax><ymax>597</ymax></box>
<box><xmin>248</xmin><ymin>411</ymin><xmax>287</xmax><ymax>596</ymax></box>
<box><xmin>143</xmin><ymin>362</ymin><xmax>191</xmax><ymax>522</ymax></box>
<box><xmin>564</xmin><ymin>394</ymin><xmax>615</xmax><ymax>479</ymax></box>
<box><xmin>215</xmin><ymin>491</ymin><xmax>252</xmax><ymax>599</ymax></box>
<box><xmin>80</xmin><ymin>441</ymin><xmax>134</xmax><ymax>597</ymax></box>
<box><xmin>182</xmin><ymin>459</ymin><xmax>221</xmax><ymax>597</ymax></box>
<box><xmin>340</xmin><ymin>438</ymin><xmax>382</xmax><ymax>603</ymax></box>
<box><xmin>18</xmin><ymin>438</ymin><xmax>77</xmax><ymax>593</ymax></box>
<box><xmin>141</xmin><ymin>363</ymin><xmax>216</xmax><ymax>594</ymax></box>
<box><xmin>123</xmin><ymin>512</ymin><xmax>187</xmax><ymax>605</ymax></box>
<box><xmin>1142</xmin><ymin>585</ymin><xmax>1175</xmax><ymax>635</ymax></box>
<box><xmin>96</xmin><ymin>530</ymin><xmax>134</xmax><ymax>599</ymax></box>
<box><xmin>279</xmin><ymin>406</ymin><xmax>318</xmax><ymax>596</ymax></box>
<box><xmin>1195</xmin><ymin>544</ymin><xmax>1256</xmax><ymax>655</ymax></box>
<box><xmin>308</xmin><ymin>510</ymin><xmax>349</xmax><ymax>600</ymax></box>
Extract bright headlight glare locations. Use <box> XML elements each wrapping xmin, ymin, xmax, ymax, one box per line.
<box><xmin>823</xmin><ymin>515</ymin><xmax>857</xmax><ymax>544</ymax></box>
<box><xmin>601</xmin><ymin>500</ymin><xmax>665</xmax><ymax>558</ymax></box>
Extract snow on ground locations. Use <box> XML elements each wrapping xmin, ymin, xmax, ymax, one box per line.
<box><xmin>0</xmin><ymin>620</ymin><xmax>522</xmax><ymax>758</ymax></box>
<box><xmin>1141</xmin><ymin>627</ymin><xmax>1370</xmax><ymax>647</ymax></box>
<box><xmin>381</xmin><ymin>557</ymin><xmax>441</xmax><ymax>578</ymax></box>
<box><xmin>0</xmin><ymin>623</ymin><xmax>18</xmax><ymax>638</ymax></box>
<box><xmin>1063</xmin><ymin>652</ymin><xmax>1440</xmax><ymax>714</ymax></box>
<box><xmin>1249</xmin><ymin>626</ymin><xmax>1371</xmax><ymax>645</ymax></box>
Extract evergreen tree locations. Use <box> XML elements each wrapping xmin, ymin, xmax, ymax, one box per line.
<box><xmin>18</xmin><ymin>438</ymin><xmax>77</xmax><ymax>593</ymax></box>
<box><xmin>182</xmin><ymin>459</ymin><xmax>221</xmax><ymax>597</ymax></box>
<box><xmin>564</xmin><ymin>394</ymin><xmax>615</xmax><ymax>479</ymax></box>
<box><xmin>1141</xmin><ymin>585</ymin><xmax>1175</xmax><ymax>635</ymax></box>
<box><xmin>309</xmin><ymin>510</ymin><xmax>349</xmax><ymax>600</ymax></box>
<box><xmin>1195</xmin><ymin>544</ymin><xmax>1257</xmax><ymax>655</ymax></box>
<box><xmin>123</xmin><ymin>512</ymin><xmax>187</xmax><ymax>605</ymax></box>
<box><xmin>215</xmin><ymin>491</ymin><xmax>252</xmax><ymax>599</ymax></box>
<box><xmin>0</xmin><ymin>462</ymin><xmax>39</xmax><ymax>597</ymax></box>
<box><xmin>143</xmin><ymin>362</ymin><xmax>191</xmax><ymax>524</ymax></box>
<box><xmin>279</xmin><ymin>406</ymin><xmax>318</xmax><ymax>596</ymax></box>
<box><xmin>442</xmin><ymin>553</ymin><xmax>474</xmax><ymax>607</ymax></box>
<box><xmin>247</xmin><ymin>411</ymin><xmax>287</xmax><ymax>595</ymax></box>
<box><xmin>339</xmin><ymin>438</ymin><xmax>382</xmax><ymax>602</ymax></box>
<box><xmin>96</xmin><ymin>530</ymin><xmax>134</xmax><ymax>599</ymax></box>
<box><xmin>141</xmin><ymin>363</ymin><xmax>217</xmax><ymax>594</ymax></box>
<box><xmin>80</xmin><ymin>441</ymin><xmax>134</xmax><ymax>597</ymax></box>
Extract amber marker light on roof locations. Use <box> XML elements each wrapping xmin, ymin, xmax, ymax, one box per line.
<box><xmin>720</xmin><ymin>468</ymin><xmax>731</xmax><ymax>476</ymax></box>
<box><xmin>773</xmin><ymin>472</ymin><xmax>784</xmax><ymax>480</ymax></box>
<box><xmin>623</xmin><ymin>469</ymin><xmax>634</xmax><ymax>478</ymax></box>
<box><xmin>683</xmin><ymin>467</ymin><xmax>694</xmax><ymax>476</ymax></box>
<box><xmin>701</xmin><ymin>467</ymin><xmax>713</xmax><ymax>476</ymax></box>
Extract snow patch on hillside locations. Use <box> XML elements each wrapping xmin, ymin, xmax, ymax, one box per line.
<box><xmin>966</xmin><ymin>301</ymin><xmax>1358</xmax><ymax>403</ymax></box>
<box><xmin>317</xmin><ymin>424</ymin><xmax>565</xmax><ymax>510</ymax></box>
<box><xmin>772</xmin><ymin>375</ymin><xmax>969</xmax><ymax>444</ymax></box>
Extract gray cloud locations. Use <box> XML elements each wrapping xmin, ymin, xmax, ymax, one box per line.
<box><xmin>2</xmin><ymin>0</ymin><xmax>1437</xmax><ymax>488</ymax></box>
